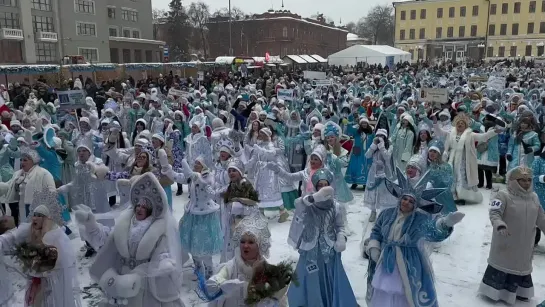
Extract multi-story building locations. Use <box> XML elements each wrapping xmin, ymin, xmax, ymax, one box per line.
<box><xmin>0</xmin><ymin>0</ymin><xmax>165</xmax><ymax>64</ymax></box>
<box><xmin>206</xmin><ymin>10</ymin><xmax>348</xmax><ymax>58</ymax></box>
<box><xmin>393</xmin><ymin>0</ymin><xmax>545</xmax><ymax>62</ymax></box>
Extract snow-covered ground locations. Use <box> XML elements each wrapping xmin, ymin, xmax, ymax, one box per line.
<box><xmin>8</xmin><ymin>185</ymin><xmax>545</xmax><ymax>306</ymax></box>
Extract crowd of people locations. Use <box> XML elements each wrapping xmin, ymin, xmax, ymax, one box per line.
<box><xmin>0</xmin><ymin>59</ymin><xmax>544</xmax><ymax>307</ymax></box>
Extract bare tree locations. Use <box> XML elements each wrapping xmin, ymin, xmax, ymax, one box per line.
<box><xmin>166</xmin><ymin>0</ymin><xmax>191</xmax><ymax>61</ymax></box>
<box><xmin>153</xmin><ymin>8</ymin><xmax>168</xmax><ymax>20</ymax></box>
<box><xmin>345</xmin><ymin>21</ymin><xmax>357</xmax><ymax>33</ymax></box>
<box><xmin>187</xmin><ymin>2</ymin><xmax>210</xmax><ymax>58</ymax></box>
<box><xmin>356</xmin><ymin>5</ymin><xmax>395</xmax><ymax>45</ymax></box>
<box><xmin>213</xmin><ymin>6</ymin><xmax>246</xmax><ymax>20</ymax></box>
<box><xmin>152</xmin><ymin>8</ymin><xmax>168</xmax><ymax>40</ymax></box>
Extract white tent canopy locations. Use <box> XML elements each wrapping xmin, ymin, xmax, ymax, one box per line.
<box><xmin>327</xmin><ymin>45</ymin><xmax>411</xmax><ymax>67</ymax></box>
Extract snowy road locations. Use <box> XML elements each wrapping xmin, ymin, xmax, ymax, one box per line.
<box><xmin>10</xmin><ymin>186</ymin><xmax>545</xmax><ymax>307</ymax></box>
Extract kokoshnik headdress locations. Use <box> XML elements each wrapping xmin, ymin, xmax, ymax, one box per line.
<box><xmin>27</xmin><ymin>189</ymin><xmax>65</xmax><ymax>226</ymax></box>
<box><xmin>384</xmin><ymin>167</ymin><xmax>446</xmax><ymax>208</ymax></box>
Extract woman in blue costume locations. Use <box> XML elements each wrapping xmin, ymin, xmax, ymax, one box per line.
<box><xmin>322</xmin><ymin>121</ymin><xmax>354</xmax><ymax>203</ymax></box>
<box><xmin>344</xmin><ymin>116</ymin><xmax>374</xmax><ymax>189</ymax></box>
<box><xmin>506</xmin><ymin>116</ymin><xmax>540</xmax><ymax>171</ymax></box>
<box><xmin>287</xmin><ymin>168</ymin><xmax>358</xmax><ymax>307</ymax></box>
<box><xmin>532</xmin><ymin>147</ymin><xmax>545</xmax><ymax>246</ymax></box>
<box><xmin>365</xmin><ymin>167</ymin><xmax>466</xmax><ymax>307</ymax></box>
<box><xmin>426</xmin><ymin>139</ymin><xmax>457</xmax><ymax>214</ymax></box>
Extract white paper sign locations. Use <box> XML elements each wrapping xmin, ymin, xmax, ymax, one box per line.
<box><xmin>277</xmin><ymin>89</ymin><xmax>294</xmax><ymax>101</ymax></box>
<box><xmin>420</xmin><ymin>88</ymin><xmax>448</xmax><ymax>103</ymax></box>
<box><xmin>57</xmin><ymin>90</ymin><xmax>86</xmax><ymax>109</ymax></box>
<box><xmin>312</xmin><ymin>79</ymin><xmax>333</xmax><ymax>87</ymax></box>
<box><xmin>486</xmin><ymin>76</ymin><xmax>506</xmax><ymax>91</ymax></box>
<box><xmin>168</xmin><ymin>88</ymin><xmax>190</xmax><ymax>97</ymax></box>
<box><xmin>197</xmin><ymin>71</ymin><xmax>204</xmax><ymax>81</ymax></box>
<box><xmin>303</xmin><ymin>71</ymin><xmax>326</xmax><ymax>80</ymax></box>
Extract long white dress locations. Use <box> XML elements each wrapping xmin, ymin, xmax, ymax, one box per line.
<box><xmin>0</xmin><ymin>224</ymin><xmax>81</xmax><ymax>307</ymax></box>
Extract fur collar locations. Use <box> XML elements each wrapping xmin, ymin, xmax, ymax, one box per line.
<box><xmin>113</xmin><ymin>210</ymin><xmax>167</xmax><ymax>260</ymax></box>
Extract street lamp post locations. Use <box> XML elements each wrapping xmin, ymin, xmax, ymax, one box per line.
<box><xmin>229</xmin><ymin>0</ymin><xmax>232</xmax><ymax>56</ymax></box>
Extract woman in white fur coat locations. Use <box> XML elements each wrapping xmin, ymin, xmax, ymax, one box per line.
<box><xmin>0</xmin><ymin>190</ymin><xmax>81</xmax><ymax>307</ymax></box>
<box><xmin>444</xmin><ymin>113</ymin><xmax>499</xmax><ymax>205</ymax></box>
<box><xmin>203</xmin><ymin>214</ymin><xmax>288</xmax><ymax>307</ymax></box>
<box><xmin>75</xmin><ymin>172</ymin><xmax>185</xmax><ymax>307</ymax></box>
<box><xmin>0</xmin><ymin>147</ymin><xmax>55</xmax><ymax>225</ymax></box>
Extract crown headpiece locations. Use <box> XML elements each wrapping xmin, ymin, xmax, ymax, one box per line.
<box><xmin>27</xmin><ymin>189</ymin><xmax>65</xmax><ymax>226</ymax></box>
<box><xmin>384</xmin><ymin>167</ymin><xmax>446</xmax><ymax>208</ymax></box>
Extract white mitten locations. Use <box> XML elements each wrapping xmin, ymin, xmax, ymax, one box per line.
<box><xmin>85</xmin><ymin>161</ymin><xmax>97</xmax><ymax>174</ymax></box>
<box><xmin>158</xmin><ymin>259</ymin><xmax>174</xmax><ymax>271</ymax></box>
<box><xmin>369</xmin><ymin>248</ymin><xmax>380</xmax><ymax>262</ymax></box>
<box><xmin>497</xmin><ymin>226</ymin><xmax>510</xmax><ymax>236</ymax></box>
<box><xmin>99</xmin><ymin>268</ymin><xmax>120</xmax><ymax>298</ymax></box>
<box><xmin>161</xmin><ymin>164</ymin><xmax>175</xmax><ymax>179</ymax></box>
<box><xmin>220</xmin><ymin>279</ymin><xmax>247</xmax><ymax>295</ymax></box>
<box><xmin>74</xmin><ymin>204</ymin><xmax>96</xmax><ymax>226</ymax></box>
<box><xmin>334</xmin><ymin>233</ymin><xmax>346</xmax><ymax>253</ymax></box>
<box><xmin>437</xmin><ymin>212</ymin><xmax>466</xmax><ymax>228</ymax></box>
<box><xmin>313</xmin><ymin>186</ymin><xmax>334</xmax><ymax>202</ymax></box>
<box><xmin>115</xmin><ymin>273</ymin><xmax>142</xmax><ymax>298</ymax></box>
<box><xmin>158</xmin><ymin>150</ymin><xmax>169</xmax><ymax>167</ymax></box>
<box><xmin>94</xmin><ymin>165</ymin><xmax>110</xmax><ymax>180</ymax></box>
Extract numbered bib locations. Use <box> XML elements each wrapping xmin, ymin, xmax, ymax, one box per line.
<box><xmin>306</xmin><ymin>263</ymin><xmax>319</xmax><ymax>274</ymax></box>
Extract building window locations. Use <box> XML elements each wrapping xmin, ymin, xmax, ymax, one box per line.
<box><xmin>512</xmin><ymin>23</ymin><xmax>519</xmax><ymax>35</ymax></box>
<box><xmin>107</xmin><ymin>7</ymin><xmax>115</xmax><ymax>19</ymax></box>
<box><xmin>409</xmin><ymin>29</ymin><xmax>415</xmax><ymax>39</ymax></box>
<box><xmin>145</xmin><ymin>50</ymin><xmax>152</xmax><ymax>62</ymax></box>
<box><xmin>79</xmin><ymin>47</ymin><xmax>98</xmax><ymax>62</ymax></box>
<box><xmin>436</xmin><ymin>27</ymin><xmax>442</xmax><ymax>38</ymax></box>
<box><xmin>419</xmin><ymin>28</ymin><xmax>425</xmax><ymax>39</ymax></box>
<box><xmin>538</xmin><ymin>45</ymin><xmax>545</xmax><ymax>56</ymax></box>
<box><xmin>448</xmin><ymin>7</ymin><xmax>455</xmax><ymax>17</ymax></box>
<box><xmin>500</xmin><ymin>24</ymin><xmax>507</xmax><ymax>35</ymax></box>
<box><xmin>122</xmin><ymin>49</ymin><xmax>131</xmax><ymax>63</ymax></box>
<box><xmin>530</xmin><ymin>1</ymin><xmax>536</xmax><ymax>13</ymax></box>
<box><xmin>472</xmin><ymin>5</ymin><xmax>479</xmax><ymax>16</ymax></box>
<box><xmin>528</xmin><ymin>22</ymin><xmax>535</xmax><ymax>34</ymax></box>
<box><xmin>32</xmin><ymin>0</ymin><xmax>51</xmax><ymax>11</ymax></box>
<box><xmin>36</xmin><ymin>42</ymin><xmax>56</xmax><ymax>62</ymax></box>
<box><xmin>282</xmin><ymin>26</ymin><xmax>287</xmax><ymax>38</ymax></box>
<box><xmin>0</xmin><ymin>0</ymin><xmax>17</xmax><ymax>7</ymax></box>
<box><xmin>122</xmin><ymin>9</ymin><xmax>138</xmax><ymax>22</ymax></box>
<box><xmin>498</xmin><ymin>46</ymin><xmax>505</xmax><ymax>57</ymax></box>
<box><xmin>501</xmin><ymin>3</ymin><xmax>508</xmax><ymax>14</ymax></box>
<box><xmin>400</xmin><ymin>29</ymin><xmax>405</xmax><ymax>40</ymax></box>
<box><xmin>75</xmin><ymin>0</ymin><xmax>95</xmax><ymax>14</ymax></box>
<box><xmin>110</xmin><ymin>48</ymin><xmax>119</xmax><ymax>63</ymax></box>
<box><xmin>420</xmin><ymin>9</ymin><xmax>426</xmax><ymax>19</ymax></box>
<box><xmin>437</xmin><ymin>8</ymin><xmax>443</xmax><ymax>18</ymax></box>
<box><xmin>540</xmin><ymin>22</ymin><xmax>545</xmax><ymax>33</ymax></box>
<box><xmin>526</xmin><ymin>45</ymin><xmax>533</xmax><ymax>56</ymax></box>
<box><xmin>490</xmin><ymin>4</ymin><xmax>497</xmax><ymax>15</ymax></box>
<box><xmin>410</xmin><ymin>10</ymin><xmax>416</xmax><ymax>20</ymax></box>
<box><xmin>542</xmin><ymin>0</ymin><xmax>545</xmax><ymax>12</ymax></box>
<box><xmin>123</xmin><ymin>29</ymin><xmax>130</xmax><ymax>37</ymax></box>
<box><xmin>460</xmin><ymin>6</ymin><xmax>466</xmax><ymax>17</ymax></box>
<box><xmin>132</xmin><ymin>30</ymin><xmax>139</xmax><ymax>39</ymax></box>
<box><xmin>487</xmin><ymin>46</ymin><xmax>494</xmax><ymax>57</ymax></box>
<box><xmin>0</xmin><ymin>12</ymin><xmax>19</xmax><ymax>28</ymax></box>
<box><xmin>471</xmin><ymin>25</ymin><xmax>477</xmax><ymax>36</ymax></box>
<box><xmin>510</xmin><ymin>46</ymin><xmax>517</xmax><ymax>57</ymax></box>
<box><xmin>400</xmin><ymin>11</ymin><xmax>406</xmax><ymax>20</ymax></box>
<box><xmin>447</xmin><ymin>26</ymin><xmax>453</xmax><ymax>38</ymax></box>
<box><xmin>32</xmin><ymin>15</ymin><xmax>54</xmax><ymax>33</ymax></box>
<box><xmin>134</xmin><ymin>49</ymin><xmax>142</xmax><ymax>62</ymax></box>
<box><xmin>459</xmin><ymin>26</ymin><xmax>465</xmax><ymax>37</ymax></box>
<box><xmin>417</xmin><ymin>48</ymin><xmax>424</xmax><ymax>60</ymax></box>
<box><xmin>77</xmin><ymin>22</ymin><xmax>96</xmax><ymax>36</ymax></box>
<box><xmin>489</xmin><ymin>24</ymin><xmax>496</xmax><ymax>35</ymax></box>
<box><xmin>108</xmin><ymin>27</ymin><xmax>117</xmax><ymax>37</ymax></box>
<box><xmin>514</xmin><ymin>2</ymin><xmax>521</xmax><ymax>13</ymax></box>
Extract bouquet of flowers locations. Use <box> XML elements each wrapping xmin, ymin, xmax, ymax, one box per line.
<box><xmin>13</xmin><ymin>242</ymin><xmax>58</xmax><ymax>273</ymax></box>
<box><xmin>245</xmin><ymin>260</ymin><xmax>298</xmax><ymax>306</ymax></box>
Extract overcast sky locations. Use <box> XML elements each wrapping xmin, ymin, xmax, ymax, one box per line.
<box><xmin>152</xmin><ymin>0</ymin><xmax>395</xmax><ymax>25</ymax></box>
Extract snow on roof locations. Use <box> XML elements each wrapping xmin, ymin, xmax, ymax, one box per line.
<box><xmin>329</xmin><ymin>45</ymin><xmax>410</xmax><ymax>59</ymax></box>
<box><xmin>215</xmin><ymin>56</ymin><xmax>236</xmax><ymax>64</ymax></box>
<box><xmin>211</xmin><ymin>16</ymin><xmax>348</xmax><ymax>33</ymax></box>
<box><xmin>310</xmin><ymin>54</ymin><xmax>327</xmax><ymax>63</ymax></box>
<box><xmin>283</xmin><ymin>55</ymin><xmax>307</xmax><ymax>64</ymax></box>
<box><xmin>347</xmin><ymin>33</ymin><xmax>360</xmax><ymax>41</ymax></box>
<box><xmin>299</xmin><ymin>55</ymin><xmax>318</xmax><ymax>63</ymax></box>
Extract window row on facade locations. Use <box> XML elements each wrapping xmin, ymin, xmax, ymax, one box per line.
<box><xmin>400</xmin><ymin>1</ymin><xmax>545</xmax><ymax>20</ymax></box>
<box><xmin>399</xmin><ymin>22</ymin><xmax>545</xmax><ymax>40</ymax></box>
<box><xmin>109</xmin><ymin>48</ymin><xmax>158</xmax><ymax>64</ymax></box>
<box><xmin>108</xmin><ymin>26</ymin><xmax>140</xmax><ymax>39</ymax></box>
<box><xmin>399</xmin><ymin>25</ymin><xmax>478</xmax><ymax>40</ymax></box>
<box><xmin>486</xmin><ymin>45</ymin><xmax>545</xmax><ymax>57</ymax></box>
